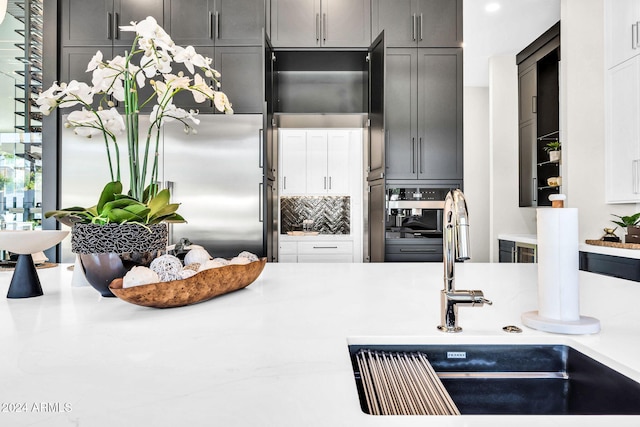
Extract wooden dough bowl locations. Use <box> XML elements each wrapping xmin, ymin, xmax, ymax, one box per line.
<box><xmin>109</xmin><ymin>258</ymin><xmax>266</xmax><ymax>308</ymax></box>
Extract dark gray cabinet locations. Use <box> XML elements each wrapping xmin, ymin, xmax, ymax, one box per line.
<box><xmin>167</xmin><ymin>0</ymin><xmax>265</xmax><ymax>46</ymax></box>
<box><xmin>517</xmin><ymin>22</ymin><xmax>560</xmax><ymax>207</ymax></box>
<box><xmin>371</xmin><ymin>0</ymin><xmax>462</xmax><ymax>48</ymax></box>
<box><xmin>368</xmin><ymin>179</ymin><xmax>385</xmax><ymax>262</ymax></box>
<box><xmin>215</xmin><ymin>47</ymin><xmax>264</xmax><ymax>113</ymax></box>
<box><xmin>270</xmin><ymin>0</ymin><xmax>371</xmax><ymax>48</ymax></box>
<box><xmin>385</xmin><ymin>48</ymin><xmax>462</xmax><ymax>181</ymax></box>
<box><xmin>61</xmin><ymin>0</ymin><xmax>166</xmax><ymax>47</ymax></box>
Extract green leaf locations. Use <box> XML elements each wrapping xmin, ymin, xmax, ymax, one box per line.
<box><xmin>97</xmin><ymin>181</ymin><xmax>123</xmax><ymax>214</ymax></box>
<box><xmin>147</xmin><ymin>189</ymin><xmax>171</xmax><ymax>218</ymax></box>
<box><xmin>107</xmin><ymin>208</ymin><xmax>145</xmax><ymax>223</ymax></box>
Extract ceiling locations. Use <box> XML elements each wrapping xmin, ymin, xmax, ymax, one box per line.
<box><xmin>463</xmin><ymin>0</ymin><xmax>561</xmax><ymax>87</ymax></box>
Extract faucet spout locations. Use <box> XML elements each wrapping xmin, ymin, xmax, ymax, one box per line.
<box><xmin>438</xmin><ymin>189</ymin><xmax>491</xmax><ymax>333</ymax></box>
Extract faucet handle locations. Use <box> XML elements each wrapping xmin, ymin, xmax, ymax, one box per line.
<box><xmin>471</xmin><ymin>291</ymin><xmax>492</xmax><ymax>306</ymax></box>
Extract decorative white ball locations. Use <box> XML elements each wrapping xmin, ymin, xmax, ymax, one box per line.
<box><xmin>184</xmin><ymin>247</ymin><xmax>211</xmax><ymax>266</ymax></box>
<box><xmin>123</xmin><ymin>266</ymin><xmax>160</xmax><ymax>288</ymax></box>
<box><xmin>198</xmin><ymin>259</ymin><xmax>228</xmax><ymax>272</ymax></box>
<box><xmin>229</xmin><ymin>256</ymin><xmax>251</xmax><ymax>265</ymax></box>
<box><xmin>211</xmin><ymin>257</ymin><xmax>230</xmax><ymax>266</ymax></box>
<box><xmin>150</xmin><ymin>254</ymin><xmax>183</xmax><ymax>282</ymax></box>
<box><xmin>237</xmin><ymin>251</ymin><xmax>259</xmax><ymax>262</ymax></box>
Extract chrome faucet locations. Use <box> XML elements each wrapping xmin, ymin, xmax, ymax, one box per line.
<box><xmin>437</xmin><ymin>189</ymin><xmax>492</xmax><ymax>333</ymax></box>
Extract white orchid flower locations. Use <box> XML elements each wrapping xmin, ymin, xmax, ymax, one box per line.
<box><xmin>121</xmin><ymin>16</ymin><xmax>175</xmax><ymax>52</ymax></box>
<box><xmin>36</xmin><ymin>82</ymin><xmax>62</xmax><ymax>115</ymax></box>
<box><xmin>66</xmin><ymin>109</ymin><xmax>104</xmax><ymax>137</ymax></box>
<box><xmin>151</xmin><ymin>102</ymin><xmax>200</xmax><ymax>130</ymax></box>
<box><xmin>139</xmin><ymin>48</ymin><xmax>172</xmax><ymax>77</ymax></box>
<box><xmin>86</xmin><ymin>51</ymin><xmax>104</xmax><ymax>72</ymax></box>
<box><xmin>163</xmin><ymin>73</ymin><xmax>191</xmax><ymax>91</ymax></box>
<box><xmin>189</xmin><ymin>74</ymin><xmax>214</xmax><ymax>104</ymax></box>
<box><xmin>213</xmin><ymin>91</ymin><xmax>233</xmax><ymax>114</ymax></box>
<box><xmin>97</xmin><ymin>107</ymin><xmax>125</xmax><ymax>136</ymax></box>
<box><xmin>59</xmin><ymin>80</ymin><xmax>94</xmax><ymax>107</ymax></box>
<box><xmin>172</xmin><ymin>45</ymin><xmax>210</xmax><ymax>75</ymax></box>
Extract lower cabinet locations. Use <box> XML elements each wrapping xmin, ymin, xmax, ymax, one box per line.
<box><xmin>498</xmin><ymin>239</ymin><xmax>537</xmax><ymax>263</ymax></box>
<box><xmin>384</xmin><ymin>239</ymin><xmax>443</xmax><ymax>262</ymax></box>
<box><xmin>279</xmin><ymin>240</ymin><xmax>353</xmax><ymax>262</ymax></box>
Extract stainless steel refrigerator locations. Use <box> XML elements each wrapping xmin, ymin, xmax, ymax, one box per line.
<box><xmin>60</xmin><ymin>114</ymin><xmax>265</xmax><ymax>262</ymax></box>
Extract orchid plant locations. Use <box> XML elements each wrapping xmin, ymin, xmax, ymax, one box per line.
<box><xmin>39</xmin><ymin>16</ymin><xmax>232</xmax><ymax>225</ymax></box>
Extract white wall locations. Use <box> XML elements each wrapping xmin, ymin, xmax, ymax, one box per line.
<box><xmin>478</xmin><ymin>0</ymin><xmax>636</xmax><ymax>258</ymax></box>
<box><xmin>488</xmin><ymin>55</ymin><xmax>537</xmax><ymax>261</ymax></box>
<box><xmin>463</xmin><ymin>86</ymin><xmax>490</xmax><ymax>262</ymax></box>
<box><xmin>561</xmin><ymin>0</ymin><xmax>636</xmax><ymax>241</ymax></box>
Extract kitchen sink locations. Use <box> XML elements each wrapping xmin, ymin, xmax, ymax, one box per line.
<box><xmin>348</xmin><ymin>344</ymin><xmax>640</xmax><ymax>415</ymax></box>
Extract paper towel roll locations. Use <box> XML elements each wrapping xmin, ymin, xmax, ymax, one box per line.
<box><xmin>536</xmin><ymin>208</ymin><xmax>580</xmax><ymax>321</ymax></box>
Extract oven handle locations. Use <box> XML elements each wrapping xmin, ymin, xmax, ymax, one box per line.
<box><xmin>399</xmin><ymin>248</ymin><xmax>438</xmax><ymax>253</ymax></box>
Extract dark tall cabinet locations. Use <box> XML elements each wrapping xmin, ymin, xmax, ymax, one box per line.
<box><xmin>517</xmin><ymin>22</ymin><xmax>560</xmax><ymax>207</ymax></box>
<box><xmin>385</xmin><ymin>48</ymin><xmax>462</xmax><ymax>181</ymax></box>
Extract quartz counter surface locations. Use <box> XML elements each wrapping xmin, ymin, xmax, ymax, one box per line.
<box><xmin>1</xmin><ymin>262</ymin><xmax>639</xmax><ymax>426</ymax></box>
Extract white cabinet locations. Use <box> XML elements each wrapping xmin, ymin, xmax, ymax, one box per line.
<box><xmin>279</xmin><ymin>129</ymin><xmax>354</xmax><ymax>195</ymax></box>
<box><xmin>280</xmin><ymin>130</ymin><xmax>307</xmax><ymax>194</ymax></box>
<box><xmin>605</xmin><ymin>56</ymin><xmax>640</xmax><ymax>203</ymax></box>
<box><xmin>278</xmin><ymin>239</ymin><xmax>353</xmax><ymax>262</ymax></box>
<box><xmin>605</xmin><ymin>0</ymin><xmax>640</xmax><ymax>69</ymax></box>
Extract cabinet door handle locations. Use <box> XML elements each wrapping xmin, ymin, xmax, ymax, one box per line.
<box><xmin>419</xmin><ymin>13</ymin><xmax>423</xmax><ymax>41</ymax></box>
<box><xmin>259</xmin><ymin>129</ymin><xmax>264</xmax><ymax>168</ymax></box>
<box><xmin>316</xmin><ymin>13</ymin><xmax>320</xmax><ymax>42</ymax></box>
<box><xmin>284</xmin><ymin>176</ymin><xmax>287</xmax><ymax>190</ymax></box>
<box><xmin>314</xmin><ymin>246</ymin><xmax>338</xmax><ymax>249</ymax></box>
<box><xmin>324</xmin><ymin>176</ymin><xmax>327</xmax><ymax>190</ymax></box>
<box><xmin>411</xmin><ymin>137</ymin><xmax>416</xmax><ymax>173</ymax></box>
<box><xmin>412</xmin><ymin>13</ymin><xmax>417</xmax><ymax>41</ymax></box>
<box><xmin>329</xmin><ymin>176</ymin><xmax>332</xmax><ymax>190</ymax></box>
<box><xmin>532</xmin><ymin>95</ymin><xmax>537</xmax><ymax>114</ymax></box>
<box><xmin>418</xmin><ymin>137</ymin><xmax>423</xmax><ymax>174</ymax></box>
<box><xmin>107</xmin><ymin>12</ymin><xmax>113</xmax><ymax>40</ymax></box>
<box><xmin>259</xmin><ymin>183</ymin><xmax>264</xmax><ymax>222</ymax></box>
<box><xmin>114</xmin><ymin>12</ymin><xmax>120</xmax><ymax>40</ymax></box>
<box><xmin>399</xmin><ymin>248</ymin><xmax>437</xmax><ymax>253</ymax></box>
<box><xmin>323</xmin><ymin>13</ymin><xmax>327</xmax><ymax>42</ymax></box>
<box><xmin>215</xmin><ymin>11</ymin><xmax>220</xmax><ymax>39</ymax></box>
<box><xmin>532</xmin><ymin>177</ymin><xmax>537</xmax><ymax>202</ymax></box>
<box><xmin>511</xmin><ymin>247</ymin><xmax>517</xmax><ymax>263</ymax></box>
<box><xmin>208</xmin><ymin>11</ymin><xmax>213</xmax><ymax>39</ymax></box>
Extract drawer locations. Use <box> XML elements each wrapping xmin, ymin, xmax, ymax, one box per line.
<box><xmin>279</xmin><ymin>241</ymin><xmax>298</xmax><ymax>255</ymax></box>
<box><xmin>298</xmin><ymin>241</ymin><xmax>353</xmax><ymax>255</ymax></box>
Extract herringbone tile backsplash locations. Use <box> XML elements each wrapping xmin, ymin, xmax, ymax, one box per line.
<box><xmin>280</xmin><ymin>196</ymin><xmax>351</xmax><ymax>235</ymax></box>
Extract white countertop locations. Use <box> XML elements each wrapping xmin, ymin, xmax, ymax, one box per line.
<box><xmin>1</xmin><ymin>262</ymin><xmax>640</xmax><ymax>426</ymax></box>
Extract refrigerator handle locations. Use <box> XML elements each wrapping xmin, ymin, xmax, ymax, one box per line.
<box><xmin>259</xmin><ymin>128</ymin><xmax>264</xmax><ymax>168</ymax></box>
<box><xmin>259</xmin><ymin>182</ymin><xmax>264</xmax><ymax>223</ymax></box>
<box><xmin>165</xmin><ymin>181</ymin><xmax>175</xmax><ymax>245</ymax></box>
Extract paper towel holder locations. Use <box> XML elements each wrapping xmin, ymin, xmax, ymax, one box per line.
<box><xmin>521</xmin><ymin>196</ymin><xmax>601</xmax><ymax>335</ymax></box>
<box><xmin>521</xmin><ymin>311</ymin><xmax>600</xmax><ymax>335</ymax></box>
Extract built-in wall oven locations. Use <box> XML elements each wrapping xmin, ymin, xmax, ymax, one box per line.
<box><xmin>384</xmin><ymin>187</ymin><xmax>447</xmax><ymax>262</ymax></box>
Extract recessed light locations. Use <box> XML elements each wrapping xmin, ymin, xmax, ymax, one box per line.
<box><xmin>485</xmin><ymin>2</ymin><xmax>501</xmax><ymax>13</ymax></box>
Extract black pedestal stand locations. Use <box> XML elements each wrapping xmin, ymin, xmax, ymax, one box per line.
<box><xmin>6</xmin><ymin>254</ymin><xmax>43</xmax><ymax>298</ymax></box>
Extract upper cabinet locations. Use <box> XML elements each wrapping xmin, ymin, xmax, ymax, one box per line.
<box><xmin>270</xmin><ymin>0</ymin><xmax>371</xmax><ymax>48</ymax></box>
<box><xmin>371</xmin><ymin>0</ymin><xmax>462</xmax><ymax>48</ymax></box>
<box><xmin>61</xmin><ymin>0</ymin><xmax>166</xmax><ymax>47</ymax></box>
<box><xmin>385</xmin><ymin>48</ymin><xmax>462</xmax><ymax>181</ymax></box>
<box><xmin>605</xmin><ymin>0</ymin><xmax>640</xmax><ymax>69</ymax></box>
<box><xmin>167</xmin><ymin>0</ymin><xmax>265</xmax><ymax>46</ymax></box>
<box><xmin>605</xmin><ymin>0</ymin><xmax>640</xmax><ymax>202</ymax></box>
